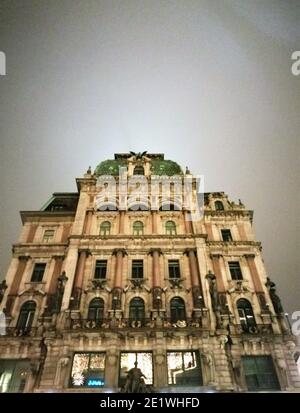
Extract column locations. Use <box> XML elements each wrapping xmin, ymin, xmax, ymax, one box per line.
<box><xmin>245</xmin><ymin>254</ymin><xmax>268</xmax><ymax>312</ymax></box>
<box><xmin>61</xmin><ymin>247</ymin><xmax>79</xmax><ymax>310</ymax></box>
<box><xmin>111</xmin><ymin>249</ymin><xmax>127</xmax><ymax>313</ymax></box>
<box><xmin>70</xmin><ymin>250</ymin><xmax>89</xmax><ymax>309</ymax></box>
<box><xmin>184</xmin><ymin>249</ymin><xmax>203</xmax><ymax>309</ymax></box>
<box><xmin>151</xmin><ymin>211</ymin><xmax>158</xmax><ymax>234</ymax></box>
<box><xmin>149</xmin><ymin>249</ymin><xmax>163</xmax><ymax>314</ymax></box>
<box><xmin>45</xmin><ymin>256</ymin><xmax>64</xmax><ymax>313</ymax></box>
<box><xmin>84</xmin><ymin>210</ymin><xmax>93</xmax><ymax>235</ymax></box>
<box><xmin>210</xmin><ymin>254</ymin><xmax>226</xmax><ymax>292</ymax></box>
<box><xmin>183</xmin><ymin>210</ymin><xmax>193</xmax><ymax>234</ymax></box>
<box><xmin>119</xmin><ymin>211</ymin><xmax>125</xmax><ymax>234</ymax></box>
<box><xmin>5</xmin><ymin>256</ymin><xmax>30</xmax><ymax>315</ymax></box>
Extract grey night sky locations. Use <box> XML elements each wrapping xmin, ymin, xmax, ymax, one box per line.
<box><xmin>0</xmin><ymin>1</ymin><xmax>299</xmax><ymax>316</ymax></box>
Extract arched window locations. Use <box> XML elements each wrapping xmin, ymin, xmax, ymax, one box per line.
<box><xmin>215</xmin><ymin>201</ymin><xmax>224</xmax><ymax>211</ymax></box>
<box><xmin>100</xmin><ymin>221</ymin><xmax>111</xmax><ymax>236</ymax></box>
<box><xmin>159</xmin><ymin>203</ymin><xmax>179</xmax><ymax>211</ymax></box>
<box><xmin>237</xmin><ymin>299</ymin><xmax>257</xmax><ymax>332</ymax></box>
<box><xmin>129</xmin><ymin>297</ymin><xmax>145</xmax><ymax>323</ymax></box>
<box><xmin>16</xmin><ymin>301</ymin><xmax>36</xmax><ymax>334</ymax></box>
<box><xmin>170</xmin><ymin>297</ymin><xmax>186</xmax><ymax>323</ymax></box>
<box><xmin>133</xmin><ymin>165</ymin><xmax>144</xmax><ymax>175</ymax></box>
<box><xmin>133</xmin><ymin>221</ymin><xmax>144</xmax><ymax>236</ymax></box>
<box><xmin>165</xmin><ymin>220</ymin><xmax>176</xmax><ymax>235</ymax></box>
<box><xmin>87</xmin><ymin>298</ymin><xmax>104</xmax><ymax>326</ymax></box>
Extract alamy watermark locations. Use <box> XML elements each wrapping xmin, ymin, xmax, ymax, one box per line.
<box><xmin>291</xmin><ymin>311</ymin><xmax>300</xmax><ymax>336</ymax></box>
<box><xmin>0</xmin><ymin>51</ymin><xmax>6</xmax><ymax>76</ymax></box>
<box><xmin>94</xmin><ymin>167</ymin><xmax>204</xmax><ymax>221</ymax></box>
<box><xmin>291</xmin><ymin>51</ymin><xmax>300</xmax><ymax>76</ymax></box>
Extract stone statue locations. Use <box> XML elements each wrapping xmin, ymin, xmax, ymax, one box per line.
<box><xmin>0</xmin><ymin>280</ymin><xmax>7</xmax><ymax>303</ymax></box>
<box><xmin>122</xmin><ymin>361</ymin><xmax>147</xmax><ymax>393</ymax></box>
<box><xmin>206</xmin><ymin>271</ymin><xmax>218</xmax><ymax>311</ymax></box>
<box><xmin>266</xmin><ymin>277</ymin><xmax>284</xmax><ymax>314</ymax></box>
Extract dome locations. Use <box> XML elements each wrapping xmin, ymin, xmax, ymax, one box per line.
<box><xmin>151</xmin><ymin>159</ymin><xmax>183</xmax><ymax>176</ymax></box>
<box><xmin>94</xmin><ymin>159</ymin><xmax>127</xmax><ymax>176</ymax></box>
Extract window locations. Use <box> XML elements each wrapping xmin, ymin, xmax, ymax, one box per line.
<box><xmin>132</xmin><ymin>260</ymin><xmax>143</xmax><ymax>279</ymax></box>
<box><xmin>16</xmin><ymin>301</ymin><xmax>36</xmax><ymax>334</ymax></box>
<box><xmin>70</xmin><ymin>353</ymin><xmax>105</xmax><ymax>388</ymax></box>
<box><xmin>119</xmin><ymin>352</ymin><xmax>153</xmax><ymax>388</ymax></box>
<box><xmin>160</xmin><ymin>203</ymin><xmax>180</xmax><ymax>211</ymax></box>
<box><xmin>133</xmin><ymin>165</ymin><xmax>144</xmax><ymax>175</ymax></box>
<box><xmin>221</xmin><ymin>229</ymin><xmax>232</xmax><ymax>242</ymax></box>
<box><xmin>215</xmin><ymin>201</ymin><xmax>224</xmax><ymax>210</ymax></box>
<box><xmin>129</xmin><ymin>297</ymin><xmax>145</xmax><ymax>322</ymax></box>
<box><xmin>0</xmin><ymin>360</ymin><xmax>31</xmax><ymax>393</ymax></box>
<box><xmin>31</xmin><ymin>263</ymin><xmax>46</xmax><ymax>282</ymax></box>
<box><xmin>87</xmin><ymin>298</ymin><xmax>104</xmax><ymax>325</ymax></box>
<box><xmin>165</xmin><ymin>220</ymin><xmax>176</xmax><ymax>235</ymax></box>
<box><xmin>237</xmin><ymin>299</ymin><xmax>256</xmax><ymax>332</ymax></box>
<box><xmin>170</xmin><ymin>297</ymin><xmax>186</xmax><ymax>323</ymax></box>
<box><xmin>43</xmin><ymin>229</ymin><xmax>55</xmax><ymax>242</ymax></box>
<box><xmin>168</xmin><ymin>260</ymin><xmax>180</xmax><ymax>279</ymax></box>
<box><xmin>228</xmin><ymin>261</ymin><xmax>243</xmax><ymax>280</ymax></box>
<box><xmin>100</xmin><ymin>221</ymin><xmax>111</xmax><ymax>236</ymax></box>
<box><xmin>242</xmin><ymin>356</ymin><xmax>280</xmax><ymax>391</ymax></box>
<box><xmin>94</xmin><ymin>260</ymin><xmax>107</xmax><ymax>279</ymax></box>
<box><xmin>133</xmin><ymin>221</ymin><xmax>144</xmax><ymax>236</ymax></box>
<box><xmin>167</xmin><ymin>351</ymin><xmax>203</xmax><ymax>386</ymax></box>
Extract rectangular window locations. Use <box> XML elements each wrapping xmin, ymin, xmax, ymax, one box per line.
<box><xmin>228</xmin><ymin>261</ymin><xmax>243</xmax><ymax>280</ymax></box>
<box><xmin>70</xmin><ymin>353</ymin><xmax>105</xmax><ymax>388</ymax></box>
<box><xmin>167</xmin><ymin>351</ymin><xmax>203</xmax><ymax>386</ymax></box>
<box><xmin>119</xmin><ymin>352</ymin><xmax>153</xmax><ymax>388</ymax></box>
<box><xmin>94</xmin><ymin>260</ymin><xmax>107</xmax><ymax>279</ymax></box>
<box><xmin>242</xmin><ymin>356</ymin><xmax>280</xmax><ymax>391</ymax></box>
<box><xmin>132</xmin><ymin>260</ymin><xmax>144</xmax><ymax>279</ymax></box>
<box><xmin>43</xmin><ymin>229</ymin><xmax>55</xmax><ymax>242</ymax></box>
<box><xmin>221</xmin><ymin>229</ymin><xmax>232</xmax><ymax>242</ymax></box>
<box><xmin>168</xmin><ymin>260</ymin><xmax>180</xmax><ymax>279</ymax></box>
<box><xmin>0</xmin><ymin>360</ymin><xmax>31</xmax><ymax>393</ymax></box>
<box><xmin>31</xmin><ymin>263</ymin><xmax>46</xmax><ymax>282</ymax></box>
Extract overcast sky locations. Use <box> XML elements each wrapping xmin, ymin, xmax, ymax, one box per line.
<box><xmin>0</xmin><ymin>0</ymin><xmax>299</xmax><ymax>316</ymax></box>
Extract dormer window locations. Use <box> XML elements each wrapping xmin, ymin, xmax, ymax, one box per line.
<box><xmin>133</xmin><ymin>165</ymin><xmax>144</xmax><ymax>175</ymax></box>
<box><xmin>215</xmin><ymin>201</ymin><xmax>224</xmax><ymax>211</ymax></box>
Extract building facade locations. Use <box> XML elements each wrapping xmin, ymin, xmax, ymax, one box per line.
<box><xmin>0</xmin><ymin>152</ymin><xmax>299</xmax><ymax>393</ymax></box>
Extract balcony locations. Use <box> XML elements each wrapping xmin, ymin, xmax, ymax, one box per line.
<box><xmin>230</xmin><ymin>323</ymin><xmax>273</xmax><ymax>335</ymax></box>
<box><xmin>0</xmin><ymin>327</ymin><xmax>38</xmax><ymax>338</ymax></box>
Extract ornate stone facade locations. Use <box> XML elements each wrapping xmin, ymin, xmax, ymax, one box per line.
<box><xmin>0</xmin><ymin>152</ymin><xmax>299</xmax><ymax>392</ymax></box>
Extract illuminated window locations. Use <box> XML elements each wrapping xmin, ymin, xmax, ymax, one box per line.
<box><xmin>168</xmin><ymin>260</ymin><xmax>180</xmax><ymax>279</ymax></box>
<box><xmin>87</xmin><ymin>298</ymin><xmax>104</xmax><ymax>325</ymax></box>
<box><xmin>31</xmin><ymin>263</ymin><xmax>46</xmax><ymax>282</ymax></box>
<box><xmin>0</xmin><ymin>360</ymin><xmax>31</xmax><ymax>393</ymax></box>
<box><xmin>237</xmin><ymin>299</ymin><xmax>256</xmax><ymax>332</ymax></box>
<box><xmin>16</xmin><ymin>301</ymin><xmax>36</xmax><ymax>334</ymax></box>
<box><xmin>119</xmin><ymin>352</ymin><xmax>153</xmax><ymax>388</ymax></box>
<box><xmin>100</xmin><ymin>221</ymin><xmax>111</xmax><ymax>236</ymax></box>
<box><xmin>94</xmin><ymin>260</ymin><xmax>107</xmax><ymax>279</ymax></box>
<box><xmin>70</xmin><ymin>353</ymin><xmax>105</xmax><ymax>388</ymax></box>
<box><xmin>228</xmin><ymin>261</ymin><xmax>243</xmax><ymax>280</ymax></box>
<box><xmin>132</xmin><ymin>260</ymin><xmax>143</xmax><ymax>279</ymax></box>
<box><xmin>242</xmin><ymin>356</ymin><xmax>280</xmax><ymax>391</ymax></box>
<box><xmin>167</xmin><ymin>351</ymin><xmax>202</xmax><ymax>386</ymax></box>
<box><xmin>170</xmin><ymin>297</ymin><xmax>186</xmax><ymax>323</ymax></box>
<box><xmin>43</xmin><ymin>229</ymin><xmax>55</xmax><ymax>242</ymax></box>
<box><xmin>215</xmin><ymin>201</ymin><xmax>224</xmax><ymax>210</ymax></box>
<box><xmin>165</xmin><ymin>220</ymin><xmax>176</xmax><ymax>235</ymax></box>
<box><xmin>133</xmin><ymin>221</ymin><xmax>144</xmax><ymax>236</ymax></box>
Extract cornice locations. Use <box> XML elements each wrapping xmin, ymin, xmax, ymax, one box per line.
<box><xmin>20</xmin><ymin>211</ymin><xmax>76</xmax><ymax>224</ymax></box>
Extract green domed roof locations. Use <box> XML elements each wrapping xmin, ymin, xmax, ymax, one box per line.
<box><xmin>151</xmin><ymin>159</ymin><xmax>183</xmax><ymax>175</ymax></box>
<box><xmin>94</xmin><ymin>159</ymin><xmax>127</xmax><ymax>176</ymax></box>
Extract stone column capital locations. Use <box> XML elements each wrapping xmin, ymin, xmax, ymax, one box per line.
<box><xmin>18</xmin><ymin>255</ymin><xmax>31</xmax><ymax>261</ymax></box>
<box><xmin>112</xmin><ymin>248</ymin><xmax>127</xmax><ymax>257</ymax></box>
<box><xmin>210</xmin><ymin>253</ymin><xmax>223</xmax><ymax>259</ymax></box>
<box><xmin>244</xmin><ymin>254</ymin><xmax>255</xmax><ymax>259</ymax></box>
<box><xmin>78</xmin><ymin>248</ymin><xmax>92</xmax><ymax>257</ymax></box>
<box><xmin>148</xmin><ymin>248</ymin><xmax>163</xmax><ymax>256</ymax></box>
<box><xmin>183</xmin><ymin>248</ymin><xmax>197</xmax><ymax>256</ymax></box>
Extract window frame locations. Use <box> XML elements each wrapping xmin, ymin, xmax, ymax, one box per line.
<box><xmin>131</xmin><ymin>260</ymin><xmax>144</xmax><ymax>279</ymax></box>
<box><xmin>228</xmin><ymin>261</ymin><xmax>243</xmax><ymax>281</ymax></box>
<box><xmin>221</xmin><ymin>229</ymin><xmax>232</xmax><ymax>242</ymax></box>
<box><xmin>167</xmin><ymin>350</ymin><xmax>203</xmax><ymax>386</ymax></box>
<box><xmin>168</xmin><ymin>260</ymin><xmax>181</xmax><ymax>279</ymax></box>
<box><xmin>132</xmin><ymin>221</ymin><xmax>144</xmax><ymax>236</ymax></box>
<box><xmin>99</xmin><ymin>221</ymin><xmax>111</xmax><ymax>236</ymax></box>
<box><xmin>30</xmin><ymin>263</ymin><xmax>46</xmax><ymax>283</ymax></box>
<box><xmin>165</xmin><ymin>220</ymin><xmax>177</xmax><ymax>235</ymax></box>
<box><xmin>70</xmin><ymin>352</ymin><xmax>106</xmax><ymax>388</ymax></box>
<box><xmin>94</xmin><ymin>260</ymin><xmax>107</xmax><ymax>280</ymax></box>
<box><xmin>42</xmin><ymin>229</ymin><xmax>55</xmax><ymax>243</ymax></box>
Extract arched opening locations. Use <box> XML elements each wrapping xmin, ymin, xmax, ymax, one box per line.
<box><xmin>159</xmin><ymin>203</ymin><xmax>180</xmax><ymax>211</ymax></box>
<box><xmin>165</xmin><ymin>220</ymin><xmax>177</xmax><ymax>235</ymax></box>
<box><xmin>170</xmin><ymin>297</ymin><xmax>186</xmax><ymax>323</ymax></box>
<box><xmin>128</xmin><ymin>203</ymin><xmax>148</xmax><ymax>211</ymax></box>
<box><xmin>16</xmin><ymin>301</ymin><xmax>36</xmax><ymax>334</ymax></box>
<box><xmin>129</xmin><ymin>297</ymin><xmax>145</xmax><ymax>325</ymax></box>
<box><xmin>133</xmin><ymin>221</ymin><xmax>144</xmax><ymax>236</ymax></box>
<box><xmin>87</xmin><ymin>298</ymin><xmax>104</xmax><ymax>326</ymax></box>
<box><xmin>133</xmin><ymin>165</ymin><xmax>144</xmax><ymax>175</ymax></box>
<box><xmin>215</xmin><ymin>201</ymin><xmax>224</xmax><ymax>211</ymax></box>
<box><xmin>237</xmin><ymin>299</ymin><xmax>257</xmax><ymax>332</ymax></box>
<box><xmin>100</xmin><ymin>221</ymin><xmax>111</xmax><ymax>236</ymax></box>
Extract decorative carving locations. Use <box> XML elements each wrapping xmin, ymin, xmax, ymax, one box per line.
<box><xmin>266</xmin><ymin>277</ymin><xmax>284</xmax><ymax>315</ymax></box>
<box><xmin>152</xmin><ymin>287</ymin><xmax>162</xmax><ymax>311</ymax></box>
<box><xmin>206</xmin><ymin>271</ymin><xmax>218</xmax><ymax>311</ymax></box>
<box><xmin>168</xmin><ymin>278</ymin><xmax>184</xmax><ymax>290</ymax></box>
<box><xmin>0</xmin><ymin>280</ymin><xmax>8</xmax><ymax>303</ymax></box>
<box><xmin>112</xmin><ymin>287</ymin><xmax>122</xmax><ymax>310</ymax></box>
